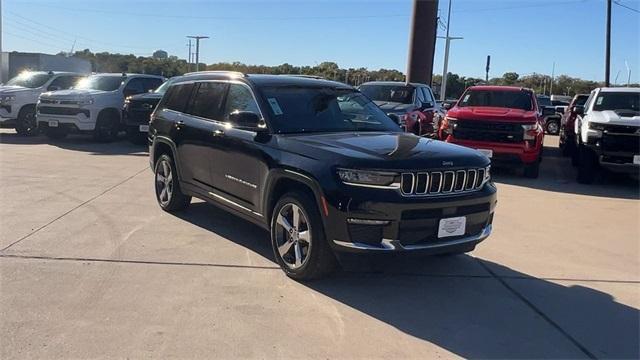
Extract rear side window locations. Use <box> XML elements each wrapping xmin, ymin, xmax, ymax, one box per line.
<box><xmin>164</xmin><ymin>83</ymin><xmax>194</xmax><ymax>112</ymax></box>
<box><xmin>422</xmin><ymin>87</ymin><xmax>434</xmax><ymax>104</ymax></box>
<box><xmin>186</xmin><ymin>82</ymin><xmax>228</xmax><ymax>120</ymax></box>
<box><xmin>223</xmin><ymin>84</ymin><xmax>260</xmax><ymax>121</ymax></box>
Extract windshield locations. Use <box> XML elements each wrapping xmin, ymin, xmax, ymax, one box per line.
<box><xmin>359</xmin><ymin>85</ymin><xmax>414</xmax><ymax>104</ymax></box>
<box><xmin>574</xmin><ymin>95</ymin><xmax>589</xmax><ymax>106</ymax></box>
<box><xmin>460</xmin><ymin>90</ymin><xmax>534</xmax><ymax>111</ymax></box>
<box><xmin>537</xmin><ymin>96</ymin><xmax>552</xmax><ymax>107</ymax></box>
<box><xmin>6</xmin><ymin>72</ymin><xmax>52</xmax><ymax>88</ymax></box>
<box><xmin>75</xmin><ymin>75</ymin><xmax>124</xmax><ymax>91</ymax></box>
<box><xmin>260</xmin><ymin>87</ymin><xmax>401</xmax><ymax>134</ymax></box>
<box><xmin>154</xmin><ymin>79</ymin><xmax>173</xmax><ymax>94</ymax></box>
<box><xmin>592</xmin><ymin>92</ymin><xmax>640</xmax><ymax>113</ymax></box>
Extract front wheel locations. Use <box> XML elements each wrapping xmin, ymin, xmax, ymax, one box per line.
<box><xmin>93</xmin><ymin>112</ymin><xmax>119</xmax><ymax>142</ymax></box>
<box><xmin>15</xmin><ymin>106</ymin><xmax>38</xmax><ymax>136</ymax></box>
<box><xmin>154</xmin><ymin>154</ymin><xmax>191</xmax><ymax>211</ymax></box>
<box><xmin>270</xmin><ymin>191</ymin><xmax>337</xmax><ymax>280</ymax></box>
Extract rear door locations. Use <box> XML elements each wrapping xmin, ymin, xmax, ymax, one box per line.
<box><xmin>176</xmin><ymin>81</ymin><xmax>229</xmax><ymax>190</ymax></box>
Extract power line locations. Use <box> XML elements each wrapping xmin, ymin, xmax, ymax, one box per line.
<box><xmin>453</xmin><ymin>0</ymin><xmax>590</xmax><ymax>13</ymax></box>
<box><xmin>613</xmin><ymin>0</ymin><xmax>640</xmax><ymax>13</ymax></box>
<box><xmin>2</xmin><ymin>30</ymin><xmax>63</xmax><ymax>51</ymax></box>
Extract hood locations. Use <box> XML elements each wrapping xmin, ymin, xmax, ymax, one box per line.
<box><xmin>589</xmin><ymin>110</ymin><xmax>640</xmax><ymax>127</ymax></box>
<box><xmin>40</xmin><ymin>89</ymin><xmax>109</xmax><ymax>100</ymax></box>
<box><xmin>448</xmin><ymin>106</ymin><xmax>538</xmax><ymax>123</ymax></box>
<box><xmin>279</xmin><ymin>132</ymin><xmax>490</xmax><ymax>170</ymax></box>
<box><xmin>128</xmin><ymin>92</ymin><xmax>163</xmax><ymax>102</ymax></box>
<box><xmin>374</xmin><ymin>101</ymin><xmax>415</xmax><ymax>113</ymax></box>
<box><xmin>0</xmin><ymin>86</ymin><xmax>35</xmax><ymax>95</ymax></box>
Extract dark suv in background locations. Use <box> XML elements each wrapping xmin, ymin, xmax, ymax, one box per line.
<box><xmin>359</xmin><ymin>81</ymin><xmax>443</xmax><ymax>137</ymax></box>
<box><xmin>148</xmin><ymin>72</ymin><xmax>497</xmax><ymax>280</ymax></box>
<box><xmin>123</xmin><ymin>77</ymin><xmax>177</xmax><ymax>144</ymax></box>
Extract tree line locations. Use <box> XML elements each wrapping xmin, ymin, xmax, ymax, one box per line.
<box><xmin>65</xmin><ymin>49</ymin><xmax>637</xmax><ymax>99</ymax></box>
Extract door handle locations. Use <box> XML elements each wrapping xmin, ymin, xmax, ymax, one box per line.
<box><xmin>213</xmin><ymin>129</ymin><xmax>225</xmax><ymax>137</ymax></box>
<box><xmin>175</xmin><ymin>120</ymin><xmax>185</xmax><ymax>130</ymax></box>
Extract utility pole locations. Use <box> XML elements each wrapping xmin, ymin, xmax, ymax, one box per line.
<box><xmin>625</xmin><ymin>60</ymin><xmax>631</xmax><ymax>87</ymax></box>
<box><xmin>485</xmin><ymin>55</ymin><xmax>490</xmax><ymax>82</ymax></box>
<box><xmin>406</xmin><ymin>0</ymin><xmax>439</xmax><ymax>85</ymax></box>
<box><xmin>550</xmin><ymin>62</ymin><xmax>555</xmax><ymax>95</ymax></box>
<box><xmin>187</xmin><ymin>35</ymin><xmax>209</xmax><ymax>72</ymax></box>
<box><xmin>0</xmin><ymin>0</ymin><xmax>4</xmax><ymax>84</ymax></box>
<box><xmin>186</xmin><ymin>39</ymin><xmax>193</xmax><ymax>72</ymax></box>
<box><xmin>605</xmin><ymin>0</ymin><xmax>611</xmax><ymax>86</ymax></box>
<box><xmin>438</xmin><ymin>0</ymin><xmax>463</xmax><ymax>101</ymax></box>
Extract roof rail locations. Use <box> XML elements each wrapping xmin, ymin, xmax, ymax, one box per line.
<box><xmin>184</xmin><ymin>70</ymin><xmax>246</xmax><ymax>77</ymax></box>
<box><xmin>287</xmin><ymin>74</ymin><xmax>324</xmax><ymax>79</ymax></box>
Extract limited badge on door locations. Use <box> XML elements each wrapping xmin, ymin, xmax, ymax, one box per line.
<box><xmin>633</xmin><ymin>155</ymin><xmax>640</xmax><ymax>165</ymax></box>
<box><xmin>438</xmin><ymin>216</ymin><xmax>467</xmax><ymax>238</ymax></box>
<box><xmin>139</xmin><ymin>125</ymin><xmax>149</xmax><ymax>132</ymax></box>
<box><xmin>48</xmin><ymin>120</ymin><xmax>58</xmax><ymax>127</ymax></box>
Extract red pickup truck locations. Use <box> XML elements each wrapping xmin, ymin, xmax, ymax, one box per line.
<box><xmin>438</xmin><ymin>86</ymin><xmax>547</xmax><ymax>178</ymax></box>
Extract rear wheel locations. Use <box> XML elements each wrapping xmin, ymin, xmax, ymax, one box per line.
<box><xmin>154</xmin><ymin>154</ymin><xmax>191</xmax><ymax>211</ymax></box>
<box><xmin>545</xmin><ymin>119</ymin><xmax>560</xmax><ymax>135</ymax></box>
<box><xmin>270</xmin><ymin>191</ymin><xmax>337</xmax><ymax>280</ymax></box>
<box><xmin>15</xmin><ymin>106</ymin><xmax>37</xmax><ymax>136</ymax></box>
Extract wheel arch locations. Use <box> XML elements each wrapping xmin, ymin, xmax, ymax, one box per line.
<box><xmin>97</xmin><ymin>107</ymin><xmax>121</xmax><ymax>122</ymax></box>
<box><xmin>263</xmin><ymin>169</ymin><xmax>326</xmax><ymax>225</ymax></box>
<box><xmin>151</xmin><ymin>136</ymin><xmax>183</xmax><ymax>181</ymax></box>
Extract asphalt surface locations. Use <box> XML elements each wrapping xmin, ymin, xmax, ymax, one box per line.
<box><xmin>1</xmin><ymin>129</ymin><xmax>638</xmax><ymax>359</ymax></box>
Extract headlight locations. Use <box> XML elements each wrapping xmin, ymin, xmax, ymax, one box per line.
<box><xmin>124</xmin><ymin>96</ymin><xmax>132</xmax><ymax>105</ymax></box>
<box><xmin>586</xmin><ymin>122</ymin><xmax>605</xmax><ymax>139</ymax></box>
<box><xmin>522</xmin><ymin>123</ymin><xmax>541</xmax><ymax>140</ymax></box>
<box><xmin>588</xmin><ymin>122</ymin><xmax>606</xmax><ymax>131</ymax></box>
<box><xmin>337</xmin><ymin>168</ymin><xmax>398</xmax><ymax>188</ymax></box>
<box><xmin>0</xmin><ymin>95</ymin><xmax>15</xmax><ymax>104</ymax></box>
<box><xmin>484</xmin><ymin>165</ymin><xmax>491</xmax><ymax>183</ymax></box>
<box><xmin>441</xmin><ymin>116</ymin><xmax>458</xmax><ymax>135</ymax></box>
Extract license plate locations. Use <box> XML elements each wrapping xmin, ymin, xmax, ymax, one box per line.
<box><xmin>477</xmin><ymin>149</ymin><xmax>493</xmax><ymax>158</ymax></box>
<box><xmin>48</xmin><ymin>120</ymin><xmax>58</xmax><ymax>127</ymax></box>
<box><xmin>438</xmin><ymin>216</ymin><xmax>467</xmax><ymax>238</ymax></box>
<box><xmin>139</xmin><ymin>125</ymin><xmax>149</xmax><ymax>132</ymax></box>
<box><xmin>634</xmin><ymin>155</ymin><xmax>640</xmax><ymax>165</ymax></box>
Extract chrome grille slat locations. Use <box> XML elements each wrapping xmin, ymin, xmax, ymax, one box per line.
<box><xmin>400</xmin><ymin>167</ymin><xmax>488</xmax><ymax>197</ymax></box>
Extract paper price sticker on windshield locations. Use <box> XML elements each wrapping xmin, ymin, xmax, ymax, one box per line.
<box><xmin>267</xmin><ymin>98</ymin><xmax>283</xmax><ymax>115</ymax></box>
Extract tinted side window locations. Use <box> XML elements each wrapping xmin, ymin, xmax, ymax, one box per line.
<box><xmin>223</xmin><ymin>84</ymin><xmax>260</xmax><ymax>121</ymax></box>
<box><xmin>164</xmin><ymin>83</ymin><xmax>194</xmax><ymax>112</ymax></box>
<box><xmin>143</xmin><ymin>78</ymin><xmax>163</xmax><ymax>92</ymax></box>
<box><xmin>49</xmin><ymin>75</ymin><xmax>81</xmax><ymax>90</ymax></box>
<box><xmin>422</xmin><ymin>87</ymin><xmax>435</xmax><ymax>103</ymax></box>
<box><xmin>416</xmin><ymin>87</ymin><xmax>426</xmax><ymax>104</ymax></box>
<box><xmin>124</xmin><ymin>78</ymin><xmax>145</xmax><ymax>94</ymax></box>
<box><xmin>186</xmin><ymin>82</ymin><xmax>228</xmax><ymax>120</ymax></box>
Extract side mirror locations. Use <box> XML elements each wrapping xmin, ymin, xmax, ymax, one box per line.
<box><xmin>228</xmin><ymin>111</ymin><xmax>266</xmax><ymax>131</ymax></box>
<box><xmin>387</xmin><ymin>113</ymin><xmax>402</xmax><ymax>125</ymax></box>
<box><xmin>47</xmin><ymin>85</ymin><xmax>61</xmax><ymax>92</ymax></box>
<box><xmin>443</xmin><ymin>103</ymin><xmax>452</xmax><ymax>110</ymax></box>
<box><xmin>572</xmin><ymin>105</ymin><xmax>584</xmax><ymax>115</ymax></box>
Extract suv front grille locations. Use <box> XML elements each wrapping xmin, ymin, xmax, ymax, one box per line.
<box><xmin>38</xmin><ymin>106</ymin><xmax>89</xmax><ymax>117</ymax></box>
<box><xmin>453</xmin><ymin>120</ymin><xmax>524</xmax><ymax>143</ymax></box>
<box><xmin>400</xmin><ymin>168</ymin><xmax>488</xmax><ymax>196</ymax></box>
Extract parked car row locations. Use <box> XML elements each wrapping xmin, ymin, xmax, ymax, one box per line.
<box><xmin>0</xmin><ymin>71</ymin><xmax>165</xmax><ymax>141</ymax></box>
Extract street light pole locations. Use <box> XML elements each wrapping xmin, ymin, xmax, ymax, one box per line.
<box><xmin>187</xmin><ymin>35</ymin><xmax>209</xmax><ymax>72</ymax></box>
<box><xmin>605</xmin><ymin>0</ymin><xmax>611</xmax><ymax>86</ymax></box>
<box><xmin>550</xmin><ymin>62</ymin><xmax>555</xmax><ymax>95</ymax></box>
<box><xmin>625</xmin><ymin>60</ymin><xmax>631</xmax><ymax>87</ymax></box>
<box><xmin>438</xmin><ymin>0</ymin><xmax>463</xmax><ymax>101</ymax></box>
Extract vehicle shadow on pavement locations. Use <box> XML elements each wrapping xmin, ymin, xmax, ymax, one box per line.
<box><xmin>0</xmin><ymin>132</ymin><xmax>148</xmax><ymax>156</ymax></box>
<box><xmin>492</xmin><ymin>145</ymin><xmax>639</xmax><ymax>200</ymax></box>
<box><xmin>174</xmin><ymin>202</ymin><xmax>639</xmax><ymax>359</ymax></box>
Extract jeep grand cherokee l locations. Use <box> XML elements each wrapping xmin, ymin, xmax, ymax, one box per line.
<box><xmin>37</xmin><ymin>73</ymin><xmax>164</xmax><ymax>141</ymax></box>
<box><xmin>574</xmin><ymin>87</ymin><xmax>640</xmax><ymax>184</ymax></box>
<box><xmin>359</xmin><ymin>81</ymin><xmax>443</xmax><ymax>137</ymax></box>
<box><xmin>149</xmin><ymin>72</ymin><xmax>497</xmax><ymax>280</ymax></box>
<box><xmin>439</xmin><ymin>86</ymin><xmax>547</xmax><ymax>178</ymax></box>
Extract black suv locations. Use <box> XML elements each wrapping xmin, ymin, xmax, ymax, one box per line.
<box><xmin>123</xmin><ymin>77</ymin><xmax>175</xmax><ymax>144</ymax></box>
<box><xmin>149</xmin><ymin>72</ymin><xmax>497</xmax><ymax>280</ymax></box>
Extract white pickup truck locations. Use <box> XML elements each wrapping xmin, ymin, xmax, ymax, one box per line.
<box><xmin>0</xmin><ymin>71</ymin><xmax>85</xmax><ymax>135</ymax></box>
<box><xmin>574</xmin><ymin>87</ymin><xmax>640</xmax><ymax>183</ymax></box>
<box><xmin>37</xmin><ymin>73</ymin><xmax>164</xmax><ymax>141</ymax></box>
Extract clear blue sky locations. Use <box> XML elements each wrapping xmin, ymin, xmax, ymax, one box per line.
<box><xmin>3</xmin><ymin>0</ymin><xmax>639</xmax><ymax>83</ymax></box>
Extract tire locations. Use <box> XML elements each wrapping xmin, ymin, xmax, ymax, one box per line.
<box><xmin>576</xmin><ymin>145</ymin><xmax>597</xmax><ymax>184</ymax></box>
<box><xmin>154</xmin><ymin>154</ymin><xmax>191</xmax><ymax>212</ymax></box>
<box><xmin>270</xmin><ymin>191</ymin><xmax>337</xmax><ymax>280</ymax></box>
<box><xmin>545</xmin><ymin>119</ymin><xmax>560</xmax><ymax>135</ymax></box>
<box><xmin>524</xmin><ymin>161</ymin><xmax>540</xmax><ymax>178</ymax></box>
<box><xmin>15</xmin><ymin>106</ymin><xmax>38</xmax><ymax>136</ymax></box>
<box><xmin>93</xmin><ymin>112</ymin><xmax>119</xmax><ymax>142</ymax></box>
<box><xmin>126</xmin><ymin>125</ymin><xmax>147</xmax><ymax>145</ymax></box>
<box><xmin>44</xmin><ymin>126</ymin><xmax>68</xmax><ymax>139</ymax></box>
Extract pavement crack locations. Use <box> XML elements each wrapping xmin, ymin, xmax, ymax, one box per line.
<box><xmin>0</xmin><ymin>167</ymin><xmax>149</xmax><ymax>253</ymax></box>
<box><xmin>475</xmin><ymin>257</ymin><xmax>597</xmax><ymax>360</ymax></box>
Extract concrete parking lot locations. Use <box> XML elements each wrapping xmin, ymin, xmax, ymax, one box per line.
<box><xmin>0</xmin><ymin>129</ymin><xmax>638</xmax><ymax>359</ymax></box>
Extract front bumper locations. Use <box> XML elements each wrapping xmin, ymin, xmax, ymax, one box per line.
<box><xmin>325</xmin><ymin>183</ymin><xmax>497</xmax><ymax>253</ymax></box>
<box><xmin>585</xmin><ymin>135</ymin><xmax>640</xmax><ymax>174</ymax></box>
<box><xmin>36</xmin><ymin>113</ymin><xmax>96</xmax><ymax>131</ymax></box>
<box><xmin>446</xmin><ymin>137</ymin><xmax>541</xmax><ymax>166</ymax></box>
<box><xmin>0</xmin><ymin>106</ymin><xmax>18</xmax><ymax>125</ymax></box>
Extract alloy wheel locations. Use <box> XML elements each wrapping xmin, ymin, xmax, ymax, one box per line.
<box><xmin>275</xmin><ymin>203</ymin><xmax>311</xmax><ymax>269</ymax></box>
<box><xmin>155</xmin><ymin>160</ymin><xmax>174</xmax><ymax>206</ymax></box>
